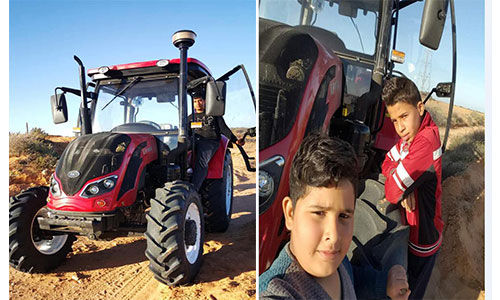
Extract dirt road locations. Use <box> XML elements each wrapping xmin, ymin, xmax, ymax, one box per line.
<box><xmin>9</xmin><ymin>143</ymin><xmax>256</xmax><ymax>300</ymax></box>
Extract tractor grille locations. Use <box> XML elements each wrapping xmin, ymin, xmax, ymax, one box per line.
<box><xmin>259</xmin><ymin>82</ymin><xmax>302</xmax><ymax>151</ymax></box>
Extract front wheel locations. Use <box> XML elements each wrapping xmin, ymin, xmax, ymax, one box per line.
<box><xmin>145</xmin><ymin>181</ymin><xmax>204</xmax><ymax>286</ymax></box>
<box><xmin>9</xmin><ymin>187</ymin><xmax>75</xmax><ymax>272</ymax></box>
<box><xmin>200</xmin><ymin>150</ymin><xmax>233</xmax><ymax>232</ymax></box>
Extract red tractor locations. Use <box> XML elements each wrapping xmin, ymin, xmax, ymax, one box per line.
<box><xmin>9</xmin><ymin>30</ymin><xmax>256</xmax><ymax>286</ymax></box>
<box><xmin>258</xmin><ymin>0</ymin><xmax>457</xmax><ymax>279</ymax></box>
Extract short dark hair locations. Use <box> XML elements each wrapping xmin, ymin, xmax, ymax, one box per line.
<box><xmin>191</xmin><ymin>87</ymin><xmax>205</xmax><ymax>99</ymax></box>
<box><xmin>382</xmin><ymin>77</ymin><xmax>421</xmax><ymax>107</ymax></box>
<box><xmin>289</xmin><ymin>133</ymin><xmax>359</xmax><ymax>206</ymax></box>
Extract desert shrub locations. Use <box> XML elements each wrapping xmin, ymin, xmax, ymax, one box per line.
<box><xmin>29</xmin><ymin>127</ymin><xmax>49</xmax><ymax>139</ymax></box>
<box><xmin>33</xmin><ymin>155</ymin><xmax>58</xmax><ymax>171</ymax></box>
<box><xmin>442</xmin><ymin>129</ymin><xmax>484</xmax><ymax>179</ymax></box>
<box><xmin>9</xmin><ymin>130</ymin><xmax>59</xmax><ymax>170</ymax></box>
<box><xmin>469</xmin><ymin>112</ymin><xmax>485</xmax><ymax>127</ymax></box>
<box><xmin>426</xmin><ymin>107</ymin><xmax>448</xmax><ymax>128</ymax></box>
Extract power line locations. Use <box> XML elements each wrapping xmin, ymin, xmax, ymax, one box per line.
<box><xmin>416</xmin><ymin>48</ymin><xmax>433</xmax><ymax>92</ymax></box>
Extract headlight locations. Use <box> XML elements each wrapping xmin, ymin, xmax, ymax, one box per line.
<box><xmin>103</xmin><ymin>179</ymin><xmax>115</xmax><ymax>189</ymax></box>
<box><xmin>259</xmin><ymin>170</ymin><xmax>274</xmax><ymax>198</ymax></box>
<box><xmin>156</xmin><ymin>59</ymin><xmax>169</xmax><ymax>67</ymax></box>
<box><xmin>98</xmin><ymin>66</ymin><xmax>109</xmax><ymax>74</ymax></box>
<box><xmin>88</xmin><ymin>185</ymin><xmax>100</xmax><ymax>195</ymax></box>
<box><xmin>50</xmin><ymin>175</ymin><xmax>61</xmax><ymax>197</ymax></box>
<box><xmin>81</xmin><ymin>175</ymin><xmax>118</xmax><ymax>198</ymax></box>
<box><xmin>259</xmin><ymin>155</ymin><xmax>285</xmax><ymax>214</ymax></box>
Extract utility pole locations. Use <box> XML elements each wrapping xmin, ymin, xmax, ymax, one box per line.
<box><xmin>416</xmin><ymin>48</ymin><xmax>433</xmax><ymax>93</ymax></box>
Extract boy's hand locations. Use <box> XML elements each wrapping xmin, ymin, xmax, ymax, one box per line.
<box><xmin>401</xmin><ymin>192</ymin><xmax>415</xmax><ymax>212</ymax></box>
<box><xmin>386</xmin><ymin>265</ymin><xmax>410</xmax><ymax>300</ymax></box>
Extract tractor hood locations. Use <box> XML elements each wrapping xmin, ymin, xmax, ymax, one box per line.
<box><xmin>55</xmin><ymin>133</ymin><xmax>131</xmax><ymax>196</ymax></box>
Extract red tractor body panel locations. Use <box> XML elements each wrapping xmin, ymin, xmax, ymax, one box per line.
<box><xmin>373</xmin><ymin>103</ymin><xmax>400</xmax><ymax>151</ymax></box>
<box><xmin>48</xmin><ymin>134</ymin><xmax>158</xmax><ymax>212</ymax></box>
<box><xmin>206</xmin><ymin>135</ymin><xmax>230</xmax><ymax>179</ymax></box>
<box><xmin>87</xmin><ymin>58</ymin><xmax>211</xmax><ymax>77</ymax></box>
<box><xmin>259</xmin><ymin>37</ymin><xmax>343</xmax><ymax>272</ymax></box>
<box><xmin>187</xmin><ymin>135</ymin><xmax>230</xmax><ymax>180</ymax></box>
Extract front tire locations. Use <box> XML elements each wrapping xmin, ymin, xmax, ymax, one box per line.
<box><xmin>9</xmin><ymin>186</ymin><xmax>75</xmax><ymax>273</ymax></box>
<box><xmin>200</xmin><ymin>150</ymin><xmax>233</xmax><ymax>232</ymax></box>
<box><xmin>145</xmin><ymin>181</ymin><xmax>204</xmax><ymax>286</ymax></box>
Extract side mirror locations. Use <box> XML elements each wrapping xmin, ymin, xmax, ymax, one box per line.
<box><xmin>205</xmin><ymin>80</ymin><xmax>226</xmax><ymax>117</ymax></box>
<box><xmin>435</xmin><ymin>82</ymin><xmax>453</xmax><ymax>98</ymax></box>
<box><xmin>50</xmin><ymin>93</ymin><xmax>68</xmax><ymax>124</ymax></box>
<box><xmin>419</xmin><ymin>0</ymin><xmax>448</xmax><ymax>50</ymax></box>
<box><xmin>338</xmin><ymin>2</ymin><xmax>357</xmax><ymax>18</ymax></box>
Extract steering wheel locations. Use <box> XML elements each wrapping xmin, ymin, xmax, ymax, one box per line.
<box><xmin>138</xmin><ymin>120</ymin><xmax>162</xmax><ymax>130</ymax></box>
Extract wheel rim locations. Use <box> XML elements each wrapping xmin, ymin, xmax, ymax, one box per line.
<box><xmin>184</xmin><ymin>202</ymin><xmax>202</xmax><ymax>264</ymax></box>
<box><xmin>225</xmin><ymin>162</ymin><xmax>232</xmax><ymax>216</ymax></box>
<box><xmin>30</xmin><ymin>207</ymin><xmax>69</xmax><ymax>255</ymax></box>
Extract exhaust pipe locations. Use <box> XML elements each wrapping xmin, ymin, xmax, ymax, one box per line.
<box><xmin>172</xmin><ymin>30</ymin><xmax>196</xmax><ymax>144</ymax></box>
<box><xmin>172</xmin><ymin>30</ymin><xmax>196</xmax><ymax>180</ymax></box>
<box><xmin>74</xmin><ymin>55</ymin><xmax>92</xmax><ymax>135</ymax></box>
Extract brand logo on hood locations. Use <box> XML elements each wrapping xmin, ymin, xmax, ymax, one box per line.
<box><xmin>68</xmin><ymin>170</ymin><xmax>80</xmax><ymax>178</ymax></box>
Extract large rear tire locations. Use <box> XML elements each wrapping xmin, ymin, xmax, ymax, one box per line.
<box><xmin>9</xmin><ymin>187</ymin><xmax>75</xmax><ymax>272</ymax></box>
<box><xmin>200</xmin><ymin>150</ymin><xmax>233</xmax><ymax>232</ymax></box>
<box><xmin>145</xmin><ymin>181</ymin><xmax>204</xmax><ymax>286</ymax></box>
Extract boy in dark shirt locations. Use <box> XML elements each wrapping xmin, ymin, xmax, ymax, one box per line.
<box><xmin>260</xmin><ymin>133</ymin><xmax>410</xmax><ymax>299</ymax></box>
<box><xmin>381</xmin><ymin>77</ymin><xmax>444</xmax><ymax>299</ymax></box>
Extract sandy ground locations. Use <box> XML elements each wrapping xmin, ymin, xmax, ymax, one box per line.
<box><xmin>9</xmin><ymin>138</ymin><xmax>256</xmax><ymax>300</ymax></box>
<box><xmin>422</xmin><ymin>98</ymin><xmax>485</xmax><ymax>300</ymax></box>
<box><xmin>423</xmin><ymin>125</ymin><xmax>485</xmax><ymax>300</ymax></box>
<box><xmin>425</xmin><ymin>158</ymin><xmax>484</xmax><ymax>300</ymax></box>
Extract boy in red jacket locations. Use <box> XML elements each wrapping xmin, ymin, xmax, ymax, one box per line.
<box><xmin>381</xmin><ymin>77</ymin><xmax>444</xmax><ymax>299</ymax></box>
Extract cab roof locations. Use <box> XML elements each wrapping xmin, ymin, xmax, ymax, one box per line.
<box><xmin>87</xmin><ymin>58</ymin><xmax>211</xmax><ymax>81</ymax></box>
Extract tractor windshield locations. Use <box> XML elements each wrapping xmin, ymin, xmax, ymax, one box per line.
<box><xmin>92</xmin><ymin>76</ymin><xmax>180</xmax><ymax>133</ymax></box>
<box><xmin>260</xmin><ymin>0</ymin><xmax>380</xmax><ymax>57</ymax></box>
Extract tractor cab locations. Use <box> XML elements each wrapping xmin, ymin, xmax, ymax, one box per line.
<box><xmin>87</xmin><ymin>59</ymin><xmax>211</xmax><ymax>151</ymax></box>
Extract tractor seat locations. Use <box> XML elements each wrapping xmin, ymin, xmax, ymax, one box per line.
<box><xmin>110</xmin><ymin>122</ymin><xmax>162</xmax><ymax>133</ymax></box>
<box><xmin>110</xmin><ymin>122</ymin><xmax>179</xmax><ymax>150</ymax></box>
<box><xmin>159</xmin><ymin>123</ymin><xmax>178</xmax><ymax>150</ymax></box>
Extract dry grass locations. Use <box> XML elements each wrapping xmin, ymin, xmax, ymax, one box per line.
<box><xmin>442</xmin><ymin>128</ymin><xmax>484</xmax><ymax>180</ymax></box>
<box><xmin>9</xmin><ymin>128</ymin><xmax>64</xmax><ymax>196</ymax></box>
<box><xmin>425</xmin><ymin>98</ymin><xmax>484</xmax><ymax>128</ymax></box>
<box><xmin>422</xmin><ymin>96</ymin><xmax>485</xmax><ymax>180</ymax></box>
<box><xmin>9</xmin><ymin>128</ymin><xmax>59</xmax><ymax>169</ymax></box>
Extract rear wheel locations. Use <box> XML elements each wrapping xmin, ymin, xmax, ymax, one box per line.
<box><xmin>145</xmin><ymin>181</ymin><xmax>204</xmax><ymax>286</ymax></box>
<box><xmin>200</xmin><ymin>150</ymin><xmax>233</xmax><ymax>232</ymax></box>
<box><xmin>9</xmin><ymin>187</ymin><xmax>75</xmax><ymax>272</ymax></box>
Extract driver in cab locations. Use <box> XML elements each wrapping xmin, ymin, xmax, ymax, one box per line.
<box><xmin>188</xmin><ymin>88</ymin><xmax>245</xmax><ymax>191</ymax></box>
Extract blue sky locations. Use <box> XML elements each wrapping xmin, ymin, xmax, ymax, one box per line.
<box><xmin>10</xmin><ymin>0</ymin><xmax>485</xmax><ymax>135</ymax></box>
<box><xmin>10</xmin><ymin>0</ymin><xmax>256</xmax><ymax>135</ymax></box>
<box><xmin>392</xmin><ymin>0</ymin><xmax>485</xmax><ymax>113</ymax></box>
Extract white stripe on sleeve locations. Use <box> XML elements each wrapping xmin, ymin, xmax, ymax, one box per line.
<box><xmin>390</xmin><ymin>145</ymin><xmax>400</xmax><ymax>161</ymax></box>
<box><xmin>392</xmin><ymin>172</ymin><xmax>405</xmax><ymax>192</ymax></box>
<box><xmin>396</xmin><ymin>163</ymin><xmax>414</xmax><ymax>188</ymax></box>
<box><xmin>433</xmin><ymin>147</ymin><xmax>442</xmax><ymax>160</ymax></box>
<box><xmin>387</xmin><ymin>151</ymin><xmax>394</xmax><ymax>161</ymax></box>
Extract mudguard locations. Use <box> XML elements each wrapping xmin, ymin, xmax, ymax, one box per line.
<box><xmin>206</xmin><ymin>135</ymin><xmax>230</xmax><ymax>179</ymax></box>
